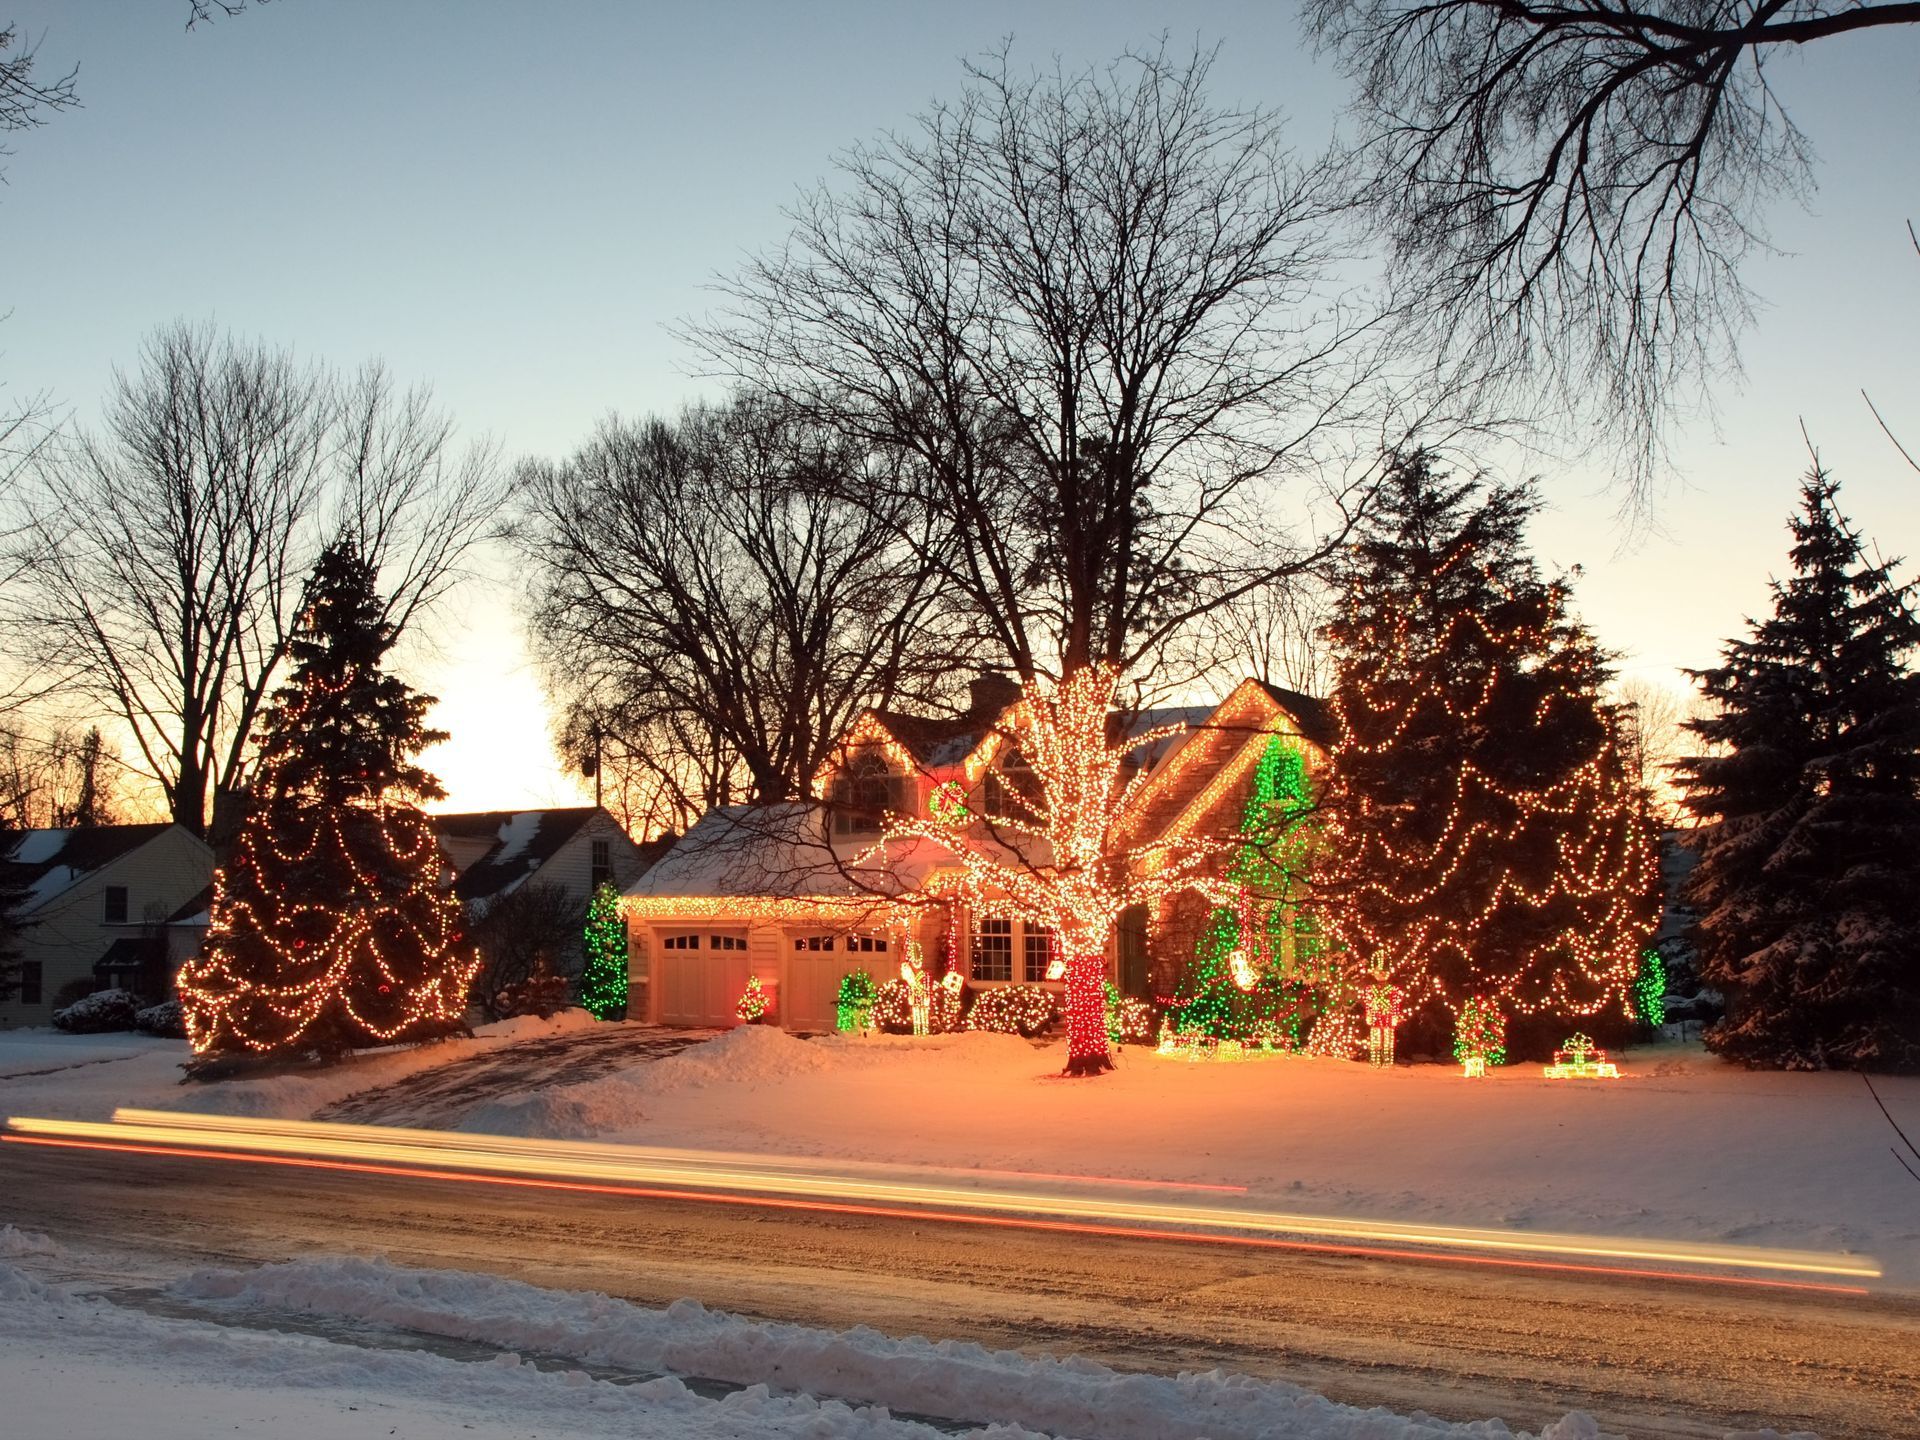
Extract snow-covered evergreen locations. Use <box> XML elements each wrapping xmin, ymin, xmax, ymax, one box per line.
<box><xmin>1681</xmin><ymin>468</ymin><xmax>1920</xmax><ymax>1071</ymax></box>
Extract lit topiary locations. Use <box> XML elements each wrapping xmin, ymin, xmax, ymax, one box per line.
<box><xmin>966</xmin><ymin>985</ymin><xmax>1058</xmax><ymax>1037</ymax></box>
<box><xmin>1632</xmin><ymin>949</ymin><xmax>1667</xmax><ymax>1029</ymax></box>
<box><xmin>1452</xmin><ymin>993</ymin><xmax>1508</xmax><ymax>1069</ymax></box>
<box><xmin>835</xmin><ymin>970</ymin><xmax>879</xmax><ymax>1033</ymax></box>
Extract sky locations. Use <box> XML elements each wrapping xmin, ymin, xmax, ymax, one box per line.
<box><xmin>2</xmin><ymin>1</ymin><xmax>1917</xmax><ymax>818</ymax></box>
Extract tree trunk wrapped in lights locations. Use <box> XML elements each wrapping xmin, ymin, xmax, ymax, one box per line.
<box><xmin>1321</xmin><ymin>454</ymin><xmax>1659</xmax><ymax>1048</ymax></box>
<box><xmin>886</xmin><ymin>666</ymin><xmax>1226</xmax><ymax>1077</ymax></box>
<box><xmin>179</xmin><ymin>543</ymin><xmax>475</xmax><ymax>1067</ymax></box>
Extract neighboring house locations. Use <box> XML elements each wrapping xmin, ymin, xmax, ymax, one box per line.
<box><xmin>625</xmin><ymin>672</ymin><xmax>1330</xmax><ymax>1032</ymax></box>
<box><xmin>0</xmin><ymin>823</ymin><xmax>215</xmax><ymax>1028</ymax></box>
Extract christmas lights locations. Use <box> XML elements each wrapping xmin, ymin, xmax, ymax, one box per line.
<box><xmin>835</xmin><ymin>970</ymin><xmax>878</xmax><ymax>1033</ymax></box>
<box><xmin>1543</xmin><ymin>1033</ymin><xmax>1620</xmax><ymax>1079</ymax></box>
<box><xmin>736</xmin><ymin>975</ymin><xmax>770</xmax><ymax>1024</ymax></box>
<box><xmin>1323</xmin><ymin>520</ymin><xmax>1660</xmax><ymax>1033</ymax></box>
<box><xmin>1305</xmin><ymin>1006</ymin><xmax>1363</xmax><ymax>1060</ymax></box>
<box><xmin>965</xmin><ymin>985</ymin><xmax>1058</xmax><ymax>1037</ymax></box>
<box><xmin>1362</xmin><ymin>956</ymin><xmax>1406</xmax><ymax>1068</ymax></box>
<box><xmin>579</xmin><ymin>882</ymin><xmax>629</xmax><ymax>1020</ymax></box>
<box><xmin>178</xmin><ymin>544</ymin><xmax>476</xmax><ymax>1063</ymax></box>
<box><xmin>1452</xmin><ymin>993</ymin><xmax>1507</xmax><ymax>1076</ymax></box>
<box><xmin>1632</xmin><ymin>949</ymin><xmax>1667</xmax><ymax>1029</ymax></box>
<box><xmin>880</xmin><ymin>666</ymin><xmax>1235</xmax><ymax>1076</ymax></box>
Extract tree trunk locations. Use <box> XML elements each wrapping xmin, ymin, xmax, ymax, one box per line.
<box><xmin>1061</xmin><ymin>948</ymin><xmax>1113</xmax><ymax>1077</ymax></box>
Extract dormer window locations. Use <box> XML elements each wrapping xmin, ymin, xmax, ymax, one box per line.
<box><xmin>982</xmin><ymin>748</ymin><xmax>1041</xmax><ymax>819</ymax></box>
<box><xmin>831</xmin><ymin>749</ymin><xmax>909</xmax><ymax>835</ymax></box>
<box><xmin>104</xmin><ymin>886</ymin><xmax>129</xmax><ymax>925</ymax></box>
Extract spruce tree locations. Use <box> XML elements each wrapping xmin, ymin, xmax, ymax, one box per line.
<box><xmin>1680</xmin><ymin>469</ymin><xmax>1920</xmax><ymax>1071</ymax></box>
<box><xmin>1321</xmin><ymin>453</ymin><xmax>1659</xmax><ymax>1054</ymax></box>
<box><xmin>179</xmin><ymin>542</ymin><xmax>475</xmax><ymax>1065</ymax></box>
<box><xmin>579</xmin><ymin>881</ymin><xmax>629</xmax><ymax>1020</ymax></box>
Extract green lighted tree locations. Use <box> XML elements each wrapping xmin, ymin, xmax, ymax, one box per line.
<box><xmin>1169</xmin><ymin>738</ymin><xmax>1329</xmax><ymax>1039</ymax></box>
<box><xmin>579</xmin><ymin>881</ymin><xmax>629</xmax><ymax>1020</ymax></box>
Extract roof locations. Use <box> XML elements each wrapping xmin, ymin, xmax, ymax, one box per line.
<box><xmin>0</xmin><ymin>823</ymin><xmax>181</xmax><ymax>915</ymax></box>
<box><xmin>627</xmin><ymin>803</ymin><xmax>932</xmax><ymax>902</ymax></box>
<box><xmin>866</xmin><ymin>709</ymin><xmax>991</xmax><ymax>770</ymax></box>
<box><xmin>168</xmin><ymin>885</ymin><xmax>213</xmax><ymax>928</ymax></box>
<box><xmin>1257</xmin><ymin>681</ymin><xmax>1334</xmax><ymax>748</ymax></box>
<box><xmin>431</xmin><ymin>807</ymin><xmax>605</xmax><ymax>902</ymax></box>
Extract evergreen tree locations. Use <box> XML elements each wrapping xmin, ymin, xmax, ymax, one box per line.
<box><xmin>1680</xmin><ymin>469</ymin><xmax>1920</xmax><ymax>1071</ymax></box>
<box><xmin>179</xmin><ymin>542</ymin><xmax>475</xmax><ymax>1065</ymax></box>
<box><xmin>1321</xmin><ymin>453</ymin><xmax>1659</xmax><ymax>1053</ymax></box>
<box><xmin>1170</xmin><ymin>738</ymin><xmax>1332</xmax><ymax>1040</ymax></box>
<box><xmin>579</xmin><ymin>881</ymin><xmax>629</xmax><ymax>1020</ymax></box>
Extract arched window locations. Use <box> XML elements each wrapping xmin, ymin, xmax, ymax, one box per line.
<box><xmin>831</xmin><ymin>749</ymin><xmax>908</xmax><ymax>835</ymax></box>
<box><xmin>982</xmin><ymin>747</ymin><xmax>1041</xmax><ymax>818</ymax></box>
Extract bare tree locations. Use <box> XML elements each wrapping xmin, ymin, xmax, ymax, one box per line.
<box><xmin>516</xmin><ymin>396</ymin><xmax>968</xmax><ymax>831</ymax></box>
<box><xmin>467</xmin><ymin>881</ymin><xmax>584</xmax><ymax>1022</ymax></box>
<box><xmin>686</xmin><ymin>43</ymin><xmax>1458</xmax><ymax>695</ymax></box>
<box><xmin>0</xmin><ymin>721</ymin><xmax>127</xmax><ymax>829</ymax></box>
<box><xmin>8</xmin><ymin>321</ymin><xmax>504</xmax><ymax>836</ymax></box>
<box><xmin>1305</xmin><ymin>0</ymin><xmax>1920</xmax><ymax>496</ymax></box>
<box><xmin>1616</xmin><ymin>676</ymin><xmax>1696</xmax><ymax>827</ymax></box>
<box><xmin>0</xmin><ymin>23</ymin><xmax>77</xmax><ymax>181</ymax></box>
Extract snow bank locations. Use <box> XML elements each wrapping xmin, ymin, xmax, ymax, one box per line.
<box><xmin>174</xmin><ymin>1254</ymin><xmax>1644</xmax><ymax>1440</ymax></box>
<box><xmin>0</xmin><ymin>1226</ymin><xmax>59</xmax><ymax>1260</ymax></box>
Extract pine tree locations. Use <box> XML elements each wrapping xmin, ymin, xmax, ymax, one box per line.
<box><xmin>1680</xmin><ymin>468</ymin><xmax>1920</xmax><ymax>1071</ymax></box>
<box><xmin>179</xmin><ymin>542</ymin><xmax>475</xmax><ymax>1065</ymax></box>
<box><xmin>1170</xmin><ymin>738</ymin><xmax>1331</xmax><ymax>1040</ymax></box>
<box><xmin>1321</xmin><ymin>453</ymin><xmax>1659</xmax><ymax>1054</ymax></box>
<box><xmin>579</xmin><ymin>881</ymin><xmax>629</xmax><ymax>1020</ymax></box>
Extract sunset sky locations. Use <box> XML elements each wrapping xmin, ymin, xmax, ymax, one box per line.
<box><xmin>4</xmin><ymin>1</ymin><xmax>1917</xmax><ymax>818</ymax></box>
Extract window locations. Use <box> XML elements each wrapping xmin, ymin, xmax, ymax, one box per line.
<box><xmin>846</xmin><ymin>935</ymin><xmax>890</xmax><ymax>954</ymax></box>
<box><xmin>708</xmin><ymin>934</ymin><xmax>747</xmax><ymax>952</ymax></box>
<box><xmin>19</xmin><ymin>961</ymin><xmax>41</xmax><ymax>1006</ymax></box>
<box><xmin>831</xmin><ymin>750</ymin><xmax>909</xmax><ymax>835</ymax></box>
<box><xmin>971</xmin><ymin>916</ymin><xmax>1013</xmax><ymax>982</ymax></box>
<box><xmin>590</xmin><ymin>838</ymin><xmax>613</xmax><ymax>890</ymax></box>
<box><xmin>982</xmin><ymin>749</ymin><xmax>1041</xmax><ymax>818</ymax></box>
<box><xmin>103</xmin><ymin>886</ymin><xmax>128</xmax><ymax>925</ymax></box>
<box><xmin>1022</xmin><ymin>924</ymin><xmax>1055</xmax><ymax>983</ymax></box>
<box><xmin>792</xmin><ymin>935</ymin><xmax>836</xmax><ymax>952</ymax></box>
<box><xmin>661</xmin><ymin>933</ymin><xmax>701</xmax><ymax>952</ymax></box>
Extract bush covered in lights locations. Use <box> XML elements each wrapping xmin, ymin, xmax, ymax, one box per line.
<box><xmin>1452</xmin><ymin>993</ymin><xmax>1508</xmax><ymax>1067</ymax></box>
<box><xmin>1106</xmin><ymin>987</ymin><xmax>1159</xmax><ymax>1046</ymax></box>
<box><xmin>1632</xmin><ymin>949</ymin><xmax>1667</xmax><ymax>1030</ymax></box>
<box><xmin>966</xmin><ymin>985</ymin><xmax>1058</xmax><ymax>1037</ymax></box>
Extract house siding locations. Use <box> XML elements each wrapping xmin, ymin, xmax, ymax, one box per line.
<box><xmin>0</xmin><ymin>826</ymin><xmax>214</xmax><ymax>1028</ymax></box>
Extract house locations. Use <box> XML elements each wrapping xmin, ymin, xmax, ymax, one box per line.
<box><xmin>624</xmin><ymin>673</ymin><xmax>1330</xmax><ymax>1032</ymax></box>
<box><xmin>0</xmin><ymin>823</ymin><xmax>215</xmax><ymax>1028</ymax></box>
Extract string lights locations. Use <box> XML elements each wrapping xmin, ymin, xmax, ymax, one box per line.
<box><xmin>1452</xmin><ymin>994</ymin><xmax>1507</xmax><ymax>1077</ymax></box>
<box><xmin>835</xmin><ymin>970</ymin><xmax>878</xmax><ymax>1033</ymax></box>
<box><xmin>1324</xmin><ymin>544</ymin><xmax>1660</xmax><ymax>1034</ymax></box>
<box><xmin>1543</xmin><ymin>1033</ymin><xmax>1620</xmax><ymax>1080</ymax></box>
<box><xmin>735</xmin><ymin>975</ymin><xmax>771</xmax><ymax>1024</ymax></box>
<box><xmin>579</xmin><ymin>882</ymin><xmax>629</xmax><ymax>1020</ymax></box>
<box><xmin>879</xmin><ymin>665</ymin><xmax>1236</xmax><ymax>1076</ymax></box>
<box><xmin>1362</xmin><ymin>956</ymin><xmax>1406</xmax><ymax>1068</ymax></box>
<box><xmin>966</xmin><ymin>985</ymin><xmax>1058</xmax><ymax>1037</ymax></box>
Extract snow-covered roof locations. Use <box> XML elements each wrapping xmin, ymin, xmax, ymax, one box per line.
<box><xmin>0</xmin><ymin>823</ymin><xmax>181</xmax><ymax>915</ymax></box>
<box><xmin>627</xmin><ymin>804</ymin><xmax>936</xmax><ymax>902</ymax></box>
<box><xmin>432</xmin><ymin>807</ymin><xmax>605</xmax><ymax>902</ymax></box>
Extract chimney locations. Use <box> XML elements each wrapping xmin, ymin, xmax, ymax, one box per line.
<box><xmin>967</xmin><ymin>669</ymin><xmax>1021</xmax><ymax>718</ymax></box>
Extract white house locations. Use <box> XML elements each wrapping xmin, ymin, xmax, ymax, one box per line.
<box><xmin>0</xmin><ymin>823</ymin><xmax>215</xmax><ymax>1027</ymax></box>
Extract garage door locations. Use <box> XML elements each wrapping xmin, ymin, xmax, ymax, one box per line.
<box><xmin>655</xmin><ymin>931</ymin><xmax>750</xmax><ymax>1027</ymax></box>
<box><xmin>783</xmin><ymin>935</ymin><xmax>891</xmax><ymax>1033</ymax></box>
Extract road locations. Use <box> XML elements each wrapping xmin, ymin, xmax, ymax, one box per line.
<box><xmin>6</xmin><ymin>1142</ymin><xmax>1916</xmax><ymax>1439</ymax></box>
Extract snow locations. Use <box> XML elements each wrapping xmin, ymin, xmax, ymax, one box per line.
<box><xmin>450</xmin><ymin>1028</ymin><xmax>1920</xmax><ymax>1289</ymax></box>
<box><xmin>0</xmin><ymin>1010</ymin><xmax>601</xmax><ymax>1122</ymax></box>
<box><xmin>490</xmin><ymin>809</ymin><xmax>545</xmax><ymax>867</ymax></box>
<box><xmin>11</xmin><ymin>828</ymin><xmax>69</xmax><ymax>865</ymax></box>
<box><xmin>1</xmin><ymin>1244</ymin><xmax>1812</xmax><ymax>1440</ymax></box>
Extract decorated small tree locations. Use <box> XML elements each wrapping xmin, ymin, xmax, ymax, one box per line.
<box><xmin>836</xmin><ymin>970</ymin><xmax>879</xmax><ymax>1032</ymax></box>
<box><xmin>1453</xmin><ymin>994</ymin><xmax>1508</xmax><ymax>1076</ymax></box>
<box><xmin>579</xmin><ymin>881</ymin><xmax>629</xmax><ymax>1020</ymax></box>
<box><xmin>736</xmin><ymin>975</ymin><xmax>770</xmax><ymax>1024</ymax></box>
<box><xmin>179</xmin><ymin>543</ymin><xmax>475</xmax><ymax>1066</ymax></box>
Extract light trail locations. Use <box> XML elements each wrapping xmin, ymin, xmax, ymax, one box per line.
<box><xmin>3</xmin><ymin>1109</ymin><xmax>1881</xmax><ymax>1288</ymax></box>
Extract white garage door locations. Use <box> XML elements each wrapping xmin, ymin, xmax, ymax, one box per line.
<box><xmin>655</xmin><ymin>931</ymin><xmax>750</xmax><ymax>1027</ymax></box>
<box><xmin>783</xmin><ymin>935</ymin><xmax>892</xmax><ymax>1033</ymax></box>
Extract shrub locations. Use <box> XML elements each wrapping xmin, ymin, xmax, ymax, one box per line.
<box><xmin>870</xmin><ymin>976</ymin><xmax>964</xmax><ymax>1034</ymax></box>
<box><xmin>134</xmin><ymin>998</ymin><xmax>187</xmax><ymax>1038</ymax></box>
<box><xmin>966</xmin><ymin>985</ymin><xmax>1058</xmax><ymax>1037</ymax></box>
<box><xmin>53</xmin><ymin>987</ymin><xmax>142</xmax><ymax>1034</ymax></box>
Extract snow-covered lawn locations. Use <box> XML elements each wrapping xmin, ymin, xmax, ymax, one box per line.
<box><xmin>0</xmin><ymin>1232</ymin><xmax>1795</xmax><ymax>1440</ymax></box>
<box><xmin>447</xmin><ymin>1028</ymin><xmax>1920</xmax><ymax>1290</ymax></box>
<box><xmin>5</xmin><ymin>1020</ymin><xmax>1915</xmax><ymax>1288</ymax></box>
